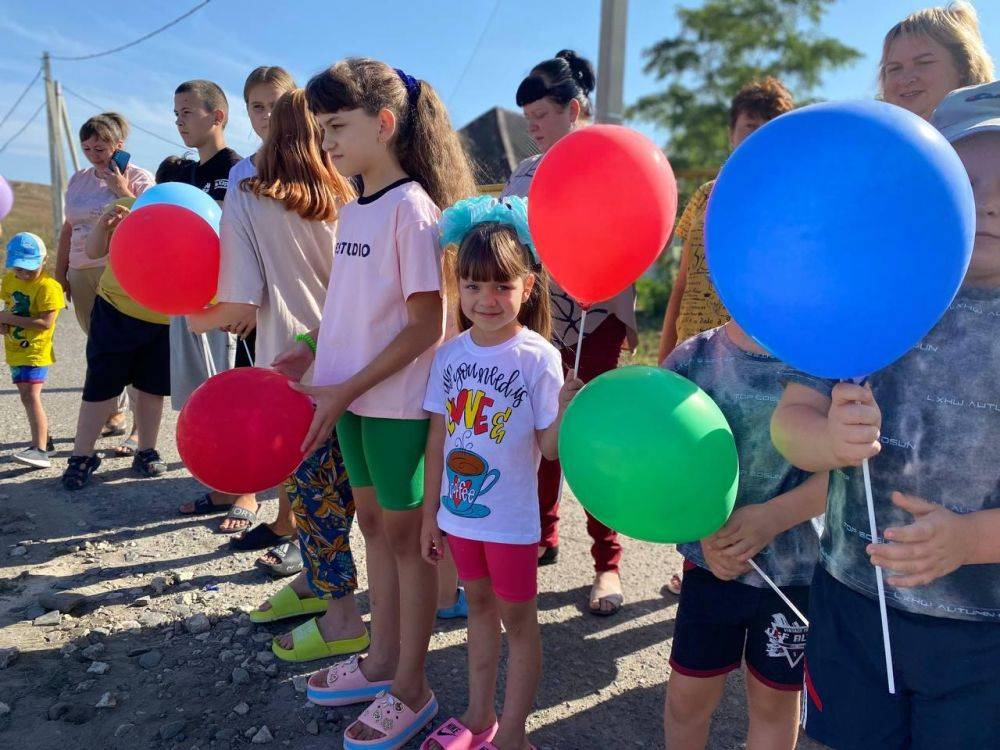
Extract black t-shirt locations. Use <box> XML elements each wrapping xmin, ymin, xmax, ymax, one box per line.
<box><xmin>186</xmin><ymin>147</ymin><xmax>241</xmax><ymax>202</ymax></box>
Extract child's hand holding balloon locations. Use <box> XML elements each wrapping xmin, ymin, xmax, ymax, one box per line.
<box><xmin>711</xmin><ymin>503</ymin><xmax>783</xmax><ymax>564</ymax></box>
<box><xmin>421</xmin><ymin>517</ymin><xmax>445</xmax><ymax>566</ymax></box>
<box><xmin>700</xmin><ymin>536</ymin><xmax>751</xmax><ymax>581</ymax></box>
<box><xmin>827</xmin><ymin>382</ymin><xmax>883</xmax><ymax>467</ymax></box>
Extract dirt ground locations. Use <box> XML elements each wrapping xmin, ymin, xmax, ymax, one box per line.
<box><xmin>0</xmin><ymin>320</ymin><xmax>825</xmax><ymax>749</ymax></box>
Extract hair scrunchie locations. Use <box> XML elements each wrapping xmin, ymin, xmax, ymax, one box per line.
<box><xmin>439</xmin><ymin>195</ymin><xmax>538</xmax><ymax>264</ymax></box>
<box><xmin>394</xmin><ymin>67</ymin><xmax>422</xmax><ymax>108</ymax></box>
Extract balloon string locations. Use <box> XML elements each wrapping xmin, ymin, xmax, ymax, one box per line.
<box><xmin>747</xmin><ymin>559</ymin><xmax>809</xmax><ymax>626</ymax></box>
<box><xmin>241</xmin><ymin>338</ymin><xmax>255</xmax><ymax>367</ymax></box>
<box><xmin>863</xmin><ymin>455</ymin><xmax>896</xmax><ymax>694</ymax></box>
<box><xmin>557</xmin><ymin>307</ymin><xmax>588</xmax><ymax>518</ymax></box>
<box><xmin>572</xmin><ymin>307</ymin><xmax>587</xmax><ymax>377</ymax></box>
<box><xmin>199</xmin><ymin>332</ymin><xmax>217</xmax><ymax>378</ymax></box>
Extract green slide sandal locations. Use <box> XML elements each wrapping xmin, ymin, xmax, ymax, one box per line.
<box><xmin>249</xmin><ymin>585</ymin><xmax>328</xmax><ymax>624</ymax></box>
<box><xmin>272</xmin><ymin>618</ymin><xmax>370</xmax><ymax>663</ymax></box>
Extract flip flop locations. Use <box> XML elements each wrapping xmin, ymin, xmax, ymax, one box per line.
<box><xmin>343</xmin><ymin>691</ymin><xmax>438</xmax><ymax>750</ymax></box>
<box><xmin>436</xmin><ymin>588</ymin><xmax>468</xmax><ymax>620</ymax></box>
<box><xmin>249</xmin><ymin>585</ymin><xmax>328</xmax><ymax>624</ymax></box>
<box><xmin>179</xmin><ymin>493</ymin><xmax>229</xmax><ymax>517</ymax></box>
<box><xmin>229</xmin><ymin>521</ymin><xmax>289</xmax><ymax>548</ymax></box>
<box><xmin>420</xmin><ymin>718</ymin><xmax>497</xmax><ymax>749</ymax></box>
<box><xmin>272</xmin><ymin>618</ymin><xmax>370</xmax><ymax>663</ymax></box>
<box><xmin>257</xmin><ymin>540</ymin><xmax>304</xmax><ymax>579</ymax></box>
<box><xmin>217</xmin><ymin>505</ymin><xmax>258</xmax><ymax>535</ymax></box>
<box><xmin>100</xmin><ymin>422</ymin><xmax>127</xmax><ymax>438</ymax></box>
<box><xmin>113</xmin><ymin>437</ymin><xmax>138</xmax><ymax>457</ymax></box>
<box><xmin>307</xmin><ymin>654</ymin><xmax>393</xmax><ymax>707</ymax></box>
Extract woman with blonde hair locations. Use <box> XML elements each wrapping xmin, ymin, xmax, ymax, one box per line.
<box><xmin>879</xmin><ymin>0</ymin><xmax>994</xmax><ymax>121</ymax></box>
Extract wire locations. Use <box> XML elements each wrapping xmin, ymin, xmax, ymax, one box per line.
<box><xmin>50</xmin><ymin>0</ymin><xmax>212</xmax><ymax>61</ymax></box>
<box><xmin>0</xmin><ymin>100</ymin><xmax>45</xmax><ymax>155</ymax></box>
<box><xmin>61</xmin><ymin>84</ymin><xmax>185</xmax><ymax>148</ymax></box>
<box><xmin>0</xmin><ymin>66</ymin><xmax>43</xmax><ymax>132</ymax></box>
<box><xmin>446</xmin><ymin>0</ymin><xmax>502</xmax><ymax>106</ymax></box>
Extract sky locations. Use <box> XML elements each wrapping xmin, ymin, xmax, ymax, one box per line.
<box><xmin>0</xmin><ymin>0</ymin><xmax>998</xmax><ymax>185</ymax></box>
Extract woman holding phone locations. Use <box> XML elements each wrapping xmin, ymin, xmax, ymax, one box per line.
<box><xmin>55</xmin><ymin>112</ymin><xmax>154</xmax><ymax>448</ymax></box>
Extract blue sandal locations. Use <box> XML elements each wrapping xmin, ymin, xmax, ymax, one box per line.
<box><xmin>436</xmin><ymin>587</ymin><xmax>468</xmax><ymax>620</ymax></box>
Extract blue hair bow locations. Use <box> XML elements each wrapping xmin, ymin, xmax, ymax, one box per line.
<box><xmin>439</xmin><ymin>195</ymin><xmax>538</xmax><ymax>264</ymax></box>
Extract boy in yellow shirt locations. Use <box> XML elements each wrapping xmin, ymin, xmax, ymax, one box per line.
<box><xmin>1</xmin><ymin>232</ymin><xmax>65</xmax><ymax>469</ymax></box>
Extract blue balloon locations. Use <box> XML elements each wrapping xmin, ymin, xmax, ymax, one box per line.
<box><xmin>706</xmin><ymin>100</ymin><xmax>975</xmax><ymax>380</ymax></box>
<box><xmin>132</xmin><ymin>182</ymin><xmax>221</xmax><ymax>233</ymax></box>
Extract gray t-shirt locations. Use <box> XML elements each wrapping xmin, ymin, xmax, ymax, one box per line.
<box><xmin>665</xmin><ymin>326</ymin><xmax>821</xmax><ymax>587</ymax></box>
<box><xmin>784</xmin><ymin>286</ymin><xmax>1000</xmax><ymax>621</ymax></box>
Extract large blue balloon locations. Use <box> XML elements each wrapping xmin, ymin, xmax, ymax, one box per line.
<box><xmin>132</xmin><ymin>182</ymin><xmax>221</xmax><ymax>233</ymax></box>
<box><xmin>706</xmin><ymin>100</ymin><xmax>975</xmax><ymax>379</ymax></box>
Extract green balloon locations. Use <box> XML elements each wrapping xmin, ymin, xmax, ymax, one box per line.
<box><xmin>558</xmin><ymin>365</ymin><xmax>738</xmax><ymax>544</ymax></box>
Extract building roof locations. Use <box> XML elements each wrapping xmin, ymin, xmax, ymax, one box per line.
<box><xmin>460</xmin><ymin>107</ymin><xmax>540</xmax><ymax>186</ymax></box>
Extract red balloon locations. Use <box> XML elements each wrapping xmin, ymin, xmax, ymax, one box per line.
<box><xmin>528</xmin><ymin>125</ymin><xmax>677</xmax><ymax>307</ymax></box>
<box><xmin>110</xmin><ymin>204</ymin><xmax>219</xmax><ymax>315</ymax></box>
<box><xmin>177</xmin><ymin>369</ymin><xmax>314</xmax><ymax>494</ymax></box>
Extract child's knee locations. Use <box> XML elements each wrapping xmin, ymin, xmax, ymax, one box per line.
<box><xmin>747</xmin><ymin>681</ymin><xmax>800</xmax><ymax>724</ymax></box>
<box><xmin>464</xmin><ymin>580</ymin><xmax>497</xmax><ymax>612</ymax></box>
<box><xmin>665</xmin><ymin>676</ymin><xmax>716</xmax><ymax>726</ymax></box>
<box><xmin>354</xmin><ymin>501</ymin><xmax>384</xmax><ymax>539</ymax></box>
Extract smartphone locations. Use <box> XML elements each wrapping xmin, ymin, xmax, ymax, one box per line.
<box><xmin>109</xmin><ymin>149</ymin><xmax>131</xmax><ymax>173</ymax></box>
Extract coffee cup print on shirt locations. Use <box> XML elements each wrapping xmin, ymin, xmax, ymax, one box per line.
<box><xmin>443</xmin><ymin>448</ymin><xmax>499</xmax><ymax>519</ymax></box>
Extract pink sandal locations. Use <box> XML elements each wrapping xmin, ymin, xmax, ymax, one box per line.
<box><xmin>306</xmin><ymin>655</ymin><xmax>393</xmax><ymax>706</ymax></box>
<box><xmin>343</xmin><ymin>691</ymin><xmax>439</xmax><ymax>750</ymax></box>
<box><xmin>420</xmin><ymin>717</ymin><xmax>498</xmax><ymax>749</ymax></box>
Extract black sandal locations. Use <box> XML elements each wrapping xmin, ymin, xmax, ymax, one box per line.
<box><xmin>538</xmin><ymin>545</ymin><xmax>559</xmax><ymax>566</ymax></box>
<box><xmin>132</xmin><ymin>448</ymin><xmax>166</xmax><ymax>477</ymax></box>
<box><xmin>217</xmin><ymin>505</ymin><xmax>258</xmax><ymax>535</ymax></box>
<box><xmin>256</xmin><ymin>540</ymin><xmax>303</xmax><ymax>579</ymax></box>
<box><xmin>179</xmin><ymin>493</ymin><xmax>229</xmax><ymax>516</ymax></box>
<box><xmin>229</xmin><ymin>522</ymin><xmax>290</xmax><ymax>551</ymax></box>
<box><xmin>62</xmin><ymin>455</ymin><xmax>102</xmax><ymax>491</ymax></box>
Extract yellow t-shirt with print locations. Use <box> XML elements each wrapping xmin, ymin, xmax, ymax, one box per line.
<box><xmin>1</xmin><ymin>271</ymin><xmax>65</xmax><ymax>367</ymax></box>
<box><xmin>675</xmin><ymin>180</ymin><xmax>730</xmax><ymax>344</ymax></box>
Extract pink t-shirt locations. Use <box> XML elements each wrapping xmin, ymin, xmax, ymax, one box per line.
<box><xmin>313</xmin><ymin>179</ymin><xmax>443</xmax><ymax>419</ymax></box>
<box><xmin>64</xmin><ymin>165</ymin><xmax>155</xmax><ymax>270</ymax></box>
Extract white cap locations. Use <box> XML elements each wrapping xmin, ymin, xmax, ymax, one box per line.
<box><xmin>931</xmin><ymin>81</ymin><xmax>1000</xmax><ymax>143</ymax></box>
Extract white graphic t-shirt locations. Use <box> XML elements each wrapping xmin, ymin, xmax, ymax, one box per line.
<box><xmin>313</xmin><ymin>179</ymin><xmax>444</xmax><ymax>418</ymax></box>
<box><xmin>423</xmin><ymin>328</ymin><xmax>564</xmax><ymax>544</ymax></box>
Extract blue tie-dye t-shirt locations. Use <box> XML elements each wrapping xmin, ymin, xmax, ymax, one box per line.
<box><xmin>664</xmin><ymin>325</ymin><xmax>822</xmax><ymax>588</ymax></box>
<box><xmin>783</xmin><ymin>286</ymin><xmax>1000</xmax><ymax>622</ymax></box>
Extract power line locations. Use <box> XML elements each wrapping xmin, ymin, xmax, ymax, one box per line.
<box><xmin>446</xmin><ymin>0</ymin><xmax>502</xmax><ymax>106</ymax></box>
<box><xmin>0</xmin><ymin>100</ymin><xmax>45</xmax><ymax>155</ymax></box>
<box><xmin>61</xmin><ymin>84</ymin><xmax>185</xmax><ymax>148</ymax></box>
<box><xmin>0</xmin><ymin>66</ymin><xmax>43</xmax><ymax>132</ymax></box>
<box><xmin>51</xmin><ymin>0</ymin><xmax>212</xmax><ymax>61</ymax></box>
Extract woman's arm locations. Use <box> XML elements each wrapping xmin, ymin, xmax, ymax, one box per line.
<box><xmin>293</xmin><ymin>291</ymin><xmax>444</xmax><ymax>453</ymax></box>
<box><xmin>54</xmin><ymin>220</ymin><xmax>72</xmax><ymax>298</ymax></box>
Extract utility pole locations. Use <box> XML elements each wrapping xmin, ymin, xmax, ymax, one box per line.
<box><xmin>58</xmin><ymin>83</ymin><xmax>80</xmax><ymax>173</ymax></box>
<box><xmin>596</xmin><ymin>0</ymin><xmax>628</xmax><ymax>125</ymax></box>
<box><xmin>43</xmin><ymin>52</ymin><xmax>68</xmax><ymax>234</ymax></box>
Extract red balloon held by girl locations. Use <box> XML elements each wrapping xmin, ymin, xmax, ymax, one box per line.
<box><xmin>527</xmin><ymin>125</ymin><xmax>677</xmax><ymax>307</ymax></box>
<box><xmin>176</xmin><ymin>368</ymin><xmax>314</xmax><ymax>495</ymax></box>
<box><xmin>109</xmin><ymin>203</ymin><xmax>220</xmax><ymax>315</ymax></box>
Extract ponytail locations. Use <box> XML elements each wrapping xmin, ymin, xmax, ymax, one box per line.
<box><xmin>516</xmin><ymin>49</ymin><xmax>595</xmax><ymax>118</ymax></box>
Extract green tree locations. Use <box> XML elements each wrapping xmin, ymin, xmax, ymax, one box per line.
<box><xmin>628</xmin><ymin>0</ymin><xmax>861</xmax><ymax>171</ymax></box>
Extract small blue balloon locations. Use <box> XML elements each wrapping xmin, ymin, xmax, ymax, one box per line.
<box><xmin>706</xmin><ymin>100</ymin><xmax>975</xmax><ymax>380</ymax></box>
<box><xmin>132</xmin><ymin>182</ymin><xmax>221</xmax><ymax>233</ymax></box>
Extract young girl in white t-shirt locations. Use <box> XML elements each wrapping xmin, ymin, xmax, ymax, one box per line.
<box><xmin>420</xmin><ymin>196</ymin><xmax>582</xmax><ymax>750</ymax></box>
<box><xmin>280</xmin><ymin>58</ymin><xmax>477</xmax><ymax>749</ymax></box>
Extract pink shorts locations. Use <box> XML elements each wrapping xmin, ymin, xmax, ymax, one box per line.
<box><xmin>446</xmin><ymin>534</ymin><xmax>538</xmax><ymax>603</ymax></box>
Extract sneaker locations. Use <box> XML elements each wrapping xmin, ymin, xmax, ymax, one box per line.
<box><xmin>62</xmin><ymin>454</ymin><xmax>102</xmax><ymax>491</ymax></box>
<box><xmin>132</xmin><ymin>448</ymin><xmax>167</xmax><ymax>478</ymax></box>
<box><xmin>12</xmin><ymin>448</ymin><xmax>51</xmax><ymax>469</ymax></box>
